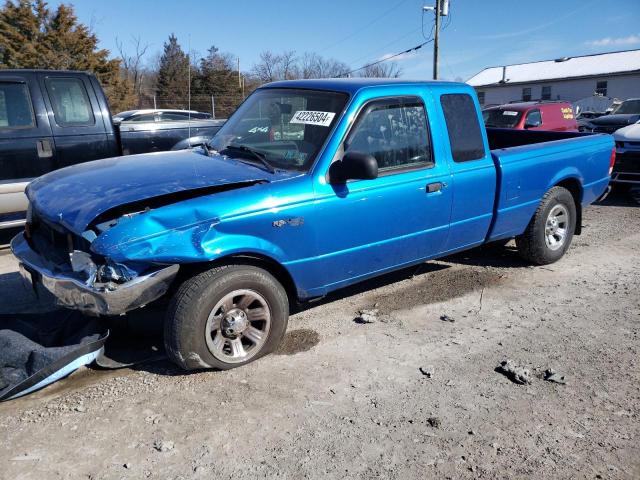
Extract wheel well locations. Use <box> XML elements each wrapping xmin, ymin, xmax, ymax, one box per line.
<box><xmin>177</xmin><ymin>254</ymin><xmax>299</xmax><ymax>305</ymax></box>
<box><xmin>555</xmin><ymin>178</ymin><xmax>582</xmax><ymax>235</ymax></box>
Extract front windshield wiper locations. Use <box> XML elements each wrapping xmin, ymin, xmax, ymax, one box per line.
<box><xmin>222</xmin><ymin>144</ymin><xmax>276</xmax><ymax>174</ymax></box>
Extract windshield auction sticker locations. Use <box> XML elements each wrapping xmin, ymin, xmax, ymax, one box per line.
<box><xmin>290</xmin><ymin>110</ymin><xmax>335</xmax><ymax>127</ymax></box>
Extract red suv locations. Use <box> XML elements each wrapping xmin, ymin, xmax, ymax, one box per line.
<box><xmin>483</xmin><ymin>101</ymin><xmax>578</xmax><ymax>132</ymax></box>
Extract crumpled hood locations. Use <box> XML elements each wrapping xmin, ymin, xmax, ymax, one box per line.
<box><xmin>27</xmin><ymin>150</ymin><xmax>291</xmax><ymax>235</ymax></box>
<box><xmin>591</xmin><ymin>113</ymin><xmax>640</xmax><ymax>127</ymax></box>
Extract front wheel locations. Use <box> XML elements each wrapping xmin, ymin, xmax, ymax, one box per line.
<box><xmin>164</xmin><ymin>265</ymin><xmax>289</xmax><ymax>370</ymax></box>
<box><xmin>516</xmin><ymin>186</ymin><xmax>576</xmax><ymax>265</ymax></box>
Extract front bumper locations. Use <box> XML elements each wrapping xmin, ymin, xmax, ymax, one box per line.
<box><xmin>11</xmin><ymin>233</ymin><xmax>179</xmax><ymax>316</ymax></box>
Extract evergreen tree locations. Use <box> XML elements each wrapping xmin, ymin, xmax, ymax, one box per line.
<box><xmin>155</xmin><ymin>34</ymin><xmax>190</xmax><ymax>108</ymax></box>
<box><xmin>0</xmin><ymin>0</ymin><xmax>134</xmax><ymax>111</ymax></box>
<box><xmin>0</xmin><ymin>0</ymin><xmax>48</xmax><ymax>68</ymax></box>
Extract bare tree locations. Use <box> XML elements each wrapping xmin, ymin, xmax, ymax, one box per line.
<box><xmin>116</xmin><ymin>35</ymin><xmax>150</xmax><ymax>100</ymax></box>
<box><xmin>252</xmin><ymin>50</ymin><xmax>280</xmax><ymax>83</ymax></box>
<box><xmin>301</xmin><ymin>52</ymin><xmax>349</xmax><ymax>78</ymax></box>
<box><xmin>356</xmin><ymin>61</ymin><xmax>402</xmax><ymax>78</ymax></box>
<box><xmin>280</xmin><ymin>50</ymin><xmax>298</xmax><ymax>80</ymax></box>
<box><xmin>252</xmin><ymin>50</ymin><xmax>300</xmax><ymax>82</ymax></box>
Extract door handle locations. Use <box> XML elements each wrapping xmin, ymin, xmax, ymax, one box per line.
<box><xmin>426</xmin><ymin>182</ymin><xmax>446</xmax><ymax>193</ymax></box>
<box><xmin>37</xmin><ymin>139</ymin><xmax>53</xmax><ymax>158</ymax></box>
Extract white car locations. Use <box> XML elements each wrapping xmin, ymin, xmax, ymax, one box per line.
<box><xmin>612</xmin><ymin>121</ymin><xmax>640</xmax><ymax>186</ymax></box>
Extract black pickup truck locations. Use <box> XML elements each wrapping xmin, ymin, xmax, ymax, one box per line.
<box><xmin>0</xmin><ymin>69</ymin><xmax>225</xmax><ymax>228</ymax></box>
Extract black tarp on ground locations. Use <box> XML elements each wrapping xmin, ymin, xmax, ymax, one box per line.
<box><xmin>0</xmin><ymin>311</ymin><xmax>108</xmax><ymax>401</ymax></box>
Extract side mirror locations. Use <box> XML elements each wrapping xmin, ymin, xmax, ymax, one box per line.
<box><xmin>329</xmin><ymin>151</ymin><xmax>378</xmax><ymax>183</ymax></box>
<box><xmin>524</xmin><ymin>119</ymin><xmax>541</xmax><ymax>129</ymax></box>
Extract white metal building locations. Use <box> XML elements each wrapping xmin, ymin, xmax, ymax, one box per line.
<box><xmin>467</xmin><ymin>49</ymin><xmax>640</xmax><ymax>106</ymax></box>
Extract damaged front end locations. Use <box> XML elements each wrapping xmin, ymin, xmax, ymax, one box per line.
<box><xmin>11</xmin><ymin>210</ymin><xmax>179</xmax><ymax>316</ymax></box>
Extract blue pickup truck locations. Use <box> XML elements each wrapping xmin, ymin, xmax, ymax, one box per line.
<box><xmin>11</xmin><ymin>79</ymin><xmax>615</xmax><ymax>370</ymax></box>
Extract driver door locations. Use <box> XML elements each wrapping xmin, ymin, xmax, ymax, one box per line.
<box><xmin>312</xmin><ymin>95</ymin><xmax>452</xmax><ymax>291</ymax></box>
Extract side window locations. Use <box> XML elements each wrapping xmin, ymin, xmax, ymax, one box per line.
<box><xmin>159</xmin><ymin>112</ymin><xmax>188</xmax><ymax>121</ymax></box>
<box><xmin>0</xmin><ymin>82</ymin><xmax>35</xmax><ymax>128</ymax></box>
<box><xmin>541</xmin><ymin>86</ymin><xmax>552</xmax><ymax>100</ymax></box>
<box><xmin>45</xmin><ymin>77</ymin><xmax>95</xmax><ymax>127</ymax></box>
<box><xmin>131</xmin><ymin>113</ymin><xmax>159</xmax><ymax>122</ymax></box>
<box><xmin>440</xmin><ymin>93</ymin><xmax>485</xmax><ymax>163</ymax></box>
<box><xmin>525</xmin><ymin>109</ymin><xmax>542</xmax><ymax>127</ymax></box>
<box><xmin>345</xmin><ymin>98</ymin><xmax>432</xmax><ymax>172</ymax></box>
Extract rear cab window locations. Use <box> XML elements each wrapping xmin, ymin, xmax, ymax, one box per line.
<box><xmin>0</xmin><ymin>82</ymin><xmax>35</xmax><ymax>129</ymax></box>
<box><xmin>440</xmin><ymin>93</ymin><xmax>485</xmax><ymax>162</ymax></box>
<box><xmin>45</xmin><ymin>77</ymin><xmax>95</xmax><ymax>127</ymax></box>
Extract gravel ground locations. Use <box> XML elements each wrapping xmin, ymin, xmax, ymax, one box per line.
<box><xmin>0</xmin><ymin>191</ymin><xmax>639</xmax><ymax>480</ymax></box>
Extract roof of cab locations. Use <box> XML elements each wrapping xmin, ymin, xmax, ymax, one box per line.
<box><xmin>260</xmin><ymin>78</ymin><xmax>465</xmax><ymax>94</ymax></box>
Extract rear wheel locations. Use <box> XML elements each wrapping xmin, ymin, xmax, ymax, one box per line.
<box><xmin>516</xmin><ymin>186</ymin><xmax>576</xmax><ymax>265</ymax></box>
<box><xmin>164</xmin><ymin>265</ymin><xmax>289</xmax><ymax>370</ymax></box>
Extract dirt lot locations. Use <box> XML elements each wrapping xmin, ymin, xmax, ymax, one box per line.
<box><xmin>0</xmin><ymin>191</ymin><xmax>639</xmax><ymax>480</ymax></box>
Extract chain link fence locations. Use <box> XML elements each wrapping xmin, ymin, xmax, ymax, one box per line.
<box><xmin>136</xmin><ymin>93</ymin><xmax>244</xmax><ymax>119</ymax></box>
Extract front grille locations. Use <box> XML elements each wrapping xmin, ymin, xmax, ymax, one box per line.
<box><xmin>28</xmin><ymin>210</ymin><xmax>91</xmax><ymax>268</ymax></box>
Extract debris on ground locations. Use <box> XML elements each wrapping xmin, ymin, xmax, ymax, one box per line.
<box><xmin>153</xmin><ymin>440</ymin><xmax>174</xmax><ymax>452</ymax></box>
<box><xmin>495</xmin><ymin>360</ymin><xmax>531</xmax><ymax>385</ymax></box>
<box><xmin>419</xmin><ymin>366</ymin><xmax>434</xmax><ymax>378</ymax></box>
<box><xmin>440</xmin><ymin>314</ymin><xmax>455</xmax><ymax>323</ymax></box>
<box><xmin>427</xmin><ymin>416</ymin><xmax>441</xmax><ymax>428</ymax></box>
<box><xmin>354</xmin><ymin>308</ymin><xmax>379</xmax><ymax>324</ymax></box>
<box><xmin>544</xmin><ymin>368</ymin><xmax>567</xmax><ymax>384</ymax></box>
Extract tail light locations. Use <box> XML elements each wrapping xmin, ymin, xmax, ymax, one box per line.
<box><xmin>608</xmin><ymin>147</ymin><xmax>616</xmax><ymax>176</ymax></box>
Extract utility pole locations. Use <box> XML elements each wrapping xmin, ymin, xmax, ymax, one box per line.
<box><xmin>425</xmin><ymin>0</ymin><xmax>449</xmax><ymax>80</ymax></box>
<box><xmin>433</xmin><ymin>0</ymin><xmax>440</xmax><ymax>80</ymax></box>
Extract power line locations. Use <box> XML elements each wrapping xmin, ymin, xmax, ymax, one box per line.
<box><xmin>336</xmin><ymin>38</ymin><xmax>434</xmax><ymax>78</ymax></box>
<box><xmin>318</xmin><ymin>0</ymin><xmax>410</xmax><ymax>54</ymax></box>
<box><xmin>344</xmin><ymin>26</ymin><xmax>422</xmax><ymax>68</ymax></box>
<box><xmin>337</xmin><ymin>4</ymin><xmax>440</xmax><ymax>79</ymax></box>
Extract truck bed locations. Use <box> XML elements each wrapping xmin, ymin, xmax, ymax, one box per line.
<box><xmin>486</xmin><ymin>128</ymin><xmax>613</xmax><ymax>242</ymax></box>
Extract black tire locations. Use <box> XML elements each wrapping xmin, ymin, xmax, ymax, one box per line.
<box><xmin>164</xmin><ymin>264</ymin><xmax>289</xmax><ymax>370</ymax></box>
<box><xmin>516</xmin><ymin>186</ymin><xmax>576</xmax><ymax>265</ymax></box>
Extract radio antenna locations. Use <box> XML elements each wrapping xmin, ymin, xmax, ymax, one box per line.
<box><xmin>187</xmin><ymin>34</ymin><xmax>192</xmax><ymax>148</ymax></box>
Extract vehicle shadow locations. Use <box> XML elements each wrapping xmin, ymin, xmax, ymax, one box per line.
<box><xmin>594</xmin><ymin>187</ymin><xmax>640</xmax><ymax>207</ymax></box>
<box><xmin>291</xmin><ymin>261</ymin><xmax>451</xmax><ymax>314</ymax></box>
<box><xmin>0</xmin><ymin>243</ymin><xmax>524</xmax><ymax>383</ymax></box>
<box><xmin>443</xmin><ymin>243</ymin><xmax>531</xmax><ymax>269</ymax></box>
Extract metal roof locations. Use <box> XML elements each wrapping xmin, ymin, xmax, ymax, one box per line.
<box><xmin>467</xmin><ymin>49</ymin><xmax>640</xmax><ymax>87</ymax></box>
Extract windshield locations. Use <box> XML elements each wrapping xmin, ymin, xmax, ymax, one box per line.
<box><xmin>613</xmin><ymin>99</ymin><xmax>640</xmax><ymax>115</ymax></box>
<box><xmin>210</xmin><ymin>88</ymin><xmax>348</xmax><ymax>171</ymax></box>
<box><xmin>483</xmin><ymin>108</ymin><xmax>523</xmax><ymax>128</ymax></box>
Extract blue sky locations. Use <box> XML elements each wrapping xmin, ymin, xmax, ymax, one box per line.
<box><xmin>50</xmin><ymin>0</ymin><xmax>640</xmax><ymax>80</ymax></box>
